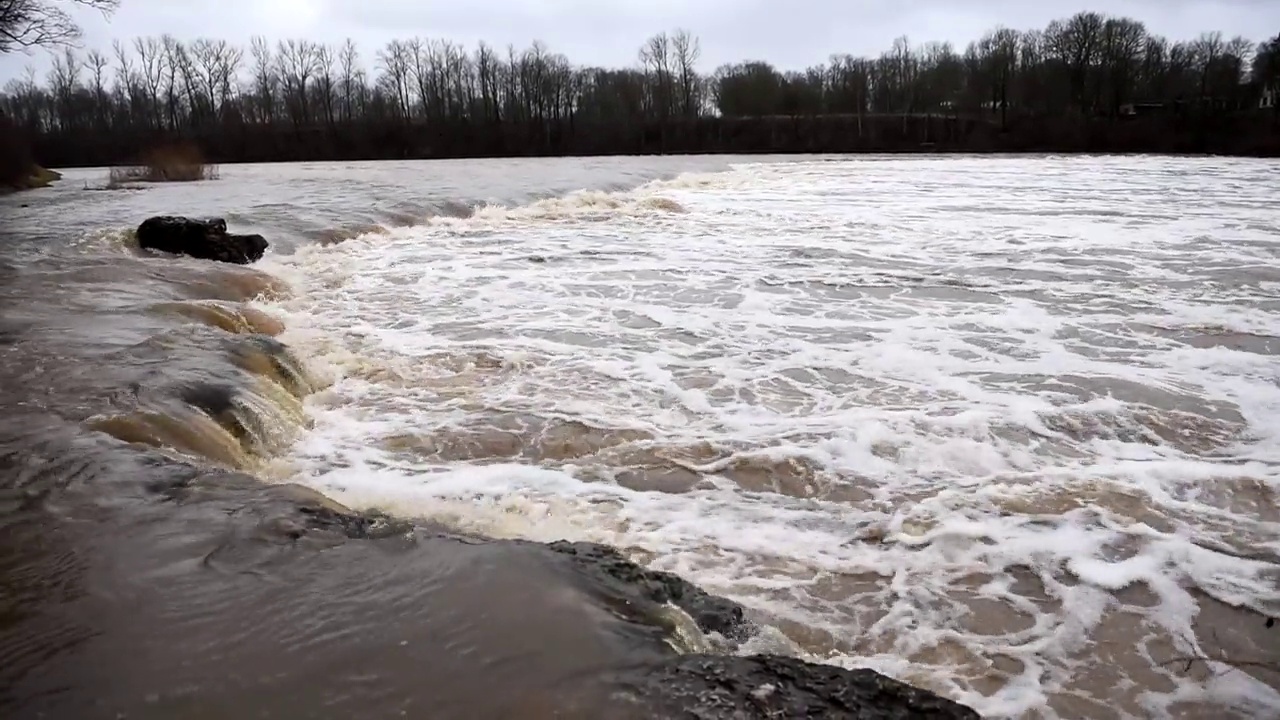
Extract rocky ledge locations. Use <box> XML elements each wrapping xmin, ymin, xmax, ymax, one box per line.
<box><xmin>606</xmin><ymin>654</ymin><xmax>982</xmax><ymax>720</ymax></box>
<box><xmin>528</xmin><ymin>540</ymin><xmax>980</xmax><ymax>719</ymax></box>
<box><xmin>137</xmin><ymin>215</ymin><xmax>268</xmax><ymax>264</ymax></box>
<box><xmin>544</xmin><ymin>540</ymin><xmax>753</xmax><ymax>643</ymax></box>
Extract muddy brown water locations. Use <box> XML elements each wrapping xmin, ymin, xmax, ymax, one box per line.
<box><xmin>3</xmin><ymin>155</ymin><xmax>1279</xmax><ymax>719</ymax></box>
<box><xmin>0</xmin><ymin>157</ymin><xmax>751</xmax><ymax>719</ymax></box>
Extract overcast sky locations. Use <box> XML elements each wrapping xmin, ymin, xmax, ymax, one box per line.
<box><xmin>3</xmin><ymin>0</ymin><xmax>1278</xmax><ymax>83</ymax></box>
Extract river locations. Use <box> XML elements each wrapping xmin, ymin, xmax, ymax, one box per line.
<box><xmin>2</xmin><ymin>154</ymin><xmax>1278</xmax><ymax>719</ymax></box>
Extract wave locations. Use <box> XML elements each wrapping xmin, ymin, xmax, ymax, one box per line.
<box><xmin>67</xmin><ymin>171</ymin><xmax>724</xmax><ymax>260</ymax></box>
<box><xmin>319</xmin><ymin>190</ymin><xmax>696</xmax><ymax>247</ymax></box>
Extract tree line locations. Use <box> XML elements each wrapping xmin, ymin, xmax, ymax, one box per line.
<box><xmin>3</xmin><ymin>10</ymin><xmax>1280</xmax><ymax>170</ymax></box>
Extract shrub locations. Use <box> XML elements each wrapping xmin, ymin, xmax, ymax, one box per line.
<box><xmin>109</xmin><ymin>143</ymin><xmax>219</xmax><ymax>185</ymax></box>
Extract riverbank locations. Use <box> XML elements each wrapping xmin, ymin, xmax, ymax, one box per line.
<box><xmin>23</xmin><ymin>112</ymin><xmax>1280</xmax><ymax>169</ymax></box>
<box><xmin>0</xmin><ymin>165</ymin><xmax>60</xmax><ymax>194</ymax></box>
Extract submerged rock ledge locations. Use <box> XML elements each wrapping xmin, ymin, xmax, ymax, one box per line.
<box><xmin>607</xmin><ymin>654</ymin><xmax>983</xmax><ymax>720</ymax></box>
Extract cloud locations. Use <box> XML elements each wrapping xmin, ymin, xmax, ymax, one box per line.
<box><xmin>2</xmin><ymin>0</ymin><xmax>1278</xmax><ymax>82</ymax></box>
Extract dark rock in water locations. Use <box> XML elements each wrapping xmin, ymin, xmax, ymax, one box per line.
<box><xmin>540</xmin><ymin>542</ymin><xmax>982</xmax><ymax>718</ymax></box>
<box><xmin>153</xmin><ymin>470</ymin><xmax>412</xmax><ymax>543</ymax></box>
<box><xmin>136</xmin><ymin>215</ymin><xmax>268</xmax><ymax>264</ymax></box>
<box><xmin>608</xmin><ymin>654</ymin><xmax>982</xmax><ymax>720</ymax></box>
<box><xmin>228</xmin><ymin>233</ymin><xmax>268</xmax><ymax>261</ymax></box>
<box><xmin>546</xmin><ymin>540</ymin><xmax>751</xmax><ymax>641</ymax></box>
<box><xmin>176</xmin><ymin>381</ymin><xmax>239</xmax><ymax>418</ymax></box>
<box><xmin>226</xmin><ymin>333</ymin><xmax>312</xmax><ymax>397</ymax></box>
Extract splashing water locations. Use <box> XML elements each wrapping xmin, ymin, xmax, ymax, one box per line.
<box><xmin>256</xmin><ymin>155</ymin><xmax>1280</xmax><ymax>719</ymax></box>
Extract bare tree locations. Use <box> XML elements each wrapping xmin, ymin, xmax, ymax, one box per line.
<box><xmin>1193</xmin><ymin>30</ymin><xmax>1226</xmax><ymax>100</ymax></box>
<box><xmin>1255</xmin><ymin>34</ymin><xmax>1280</xmax><ymax>87</ymax></box>
<box><xmin>1046</xmin><ymin>11</ymin><xmax>1104</xmax><ymax>111</ymax></box>
<box><xmin>639</xmin><ymin>32</ymin><xmax>673</xmax><ymax>119</ymax></box>
<box><xmin>4</xmin><ymin>12</ymin><xmax>1278</xmax><ymax>167</ymax></box>
<box><xmin>111</xmin><ymin>37</ymin><xmax>141</xmax><ymax>126</ymax></box>
<box><xmin>314</xmin><ymin>42</ymin><xmax>335</xmax><ymax>126</ymax></box>
<box><xmin>376</xmin><ymin>39</ymin><xmax>412</xmax><ymax>121</ymax></box>
<box><xmin>191</xmin><ymin>38</ymin><xmax>233</xmax><ymax>119</ymax></box>
<box><xmin>133</xmin><ymin>35</ymin><xmax>164</xmax><ymax>128</ymax></box>
<box><xmin>277</xmin><ymin>39</ymin><xmax>318</xmax><ymax>126</ymax></box>
<box><xmin>46</xmin><ymin>45</ymin><xmax>78</xmax><ymax>129</ymax></box>
<box><xmin>473</xmin><ymin>40</ymin><xmax>500</xmax><ymax>122</ymax></box>
<box><xmin>0</xmin><ymin>0</ymin><xmax>119</xmax><ymax>52</ymax></box>
<box><xmin>337</xmin><ymin>38</ymin><xmax>360</xmax><ymax>121</ymax></box>
<box><xmin>671</xmin><ymin>29</ymin><xmax>700</xmax><ymax>118</ymax></box>
<box><xmin>407</xmin><ymin>37</ymin><xmax>431</xmax><ymax>118</ymax></box>
<box><xmin>159</xmin><ymin>34</ymin><xmax>187</xmax><ymax>130</ymax></box>
<box><xmin>213</xmin><ymin>40</ymin><xmax>240</xmax><ymax>115</ymax></box>
<box><xmin>249</xmin><ymin>35</ymin><xmax>277</xmax><ymax>124</ymax></box>
<box><xmin>1100</xmin><ymin>18</ymin><xmax>1147</xmax><ymax>109</ymax></box>
<box><xmin>1255</xmin><ymin>34</ymin><xmax>1280</xmax><ymax>122</ymax></box>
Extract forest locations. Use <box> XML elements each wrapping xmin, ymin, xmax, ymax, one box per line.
<box><xmin>2</xmin><ymin>7</ymin><xmax>1280</xmax><ymax>172</ymax></box>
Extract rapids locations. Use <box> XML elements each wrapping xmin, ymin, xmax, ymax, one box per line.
<box><xmin>2</xmin><ymin>154</ymin><xmax>1277</xmax><ymax>719</ymax></box>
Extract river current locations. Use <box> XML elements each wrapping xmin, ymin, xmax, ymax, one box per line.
<box><xmin>2</xmin><ymin>154</ymin><xmax>1278</xmax><ymax>719</ymax></box>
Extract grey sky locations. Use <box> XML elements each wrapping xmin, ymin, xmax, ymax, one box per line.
<box><xmin>3</xmin><ymin>0</ymin><xmax>1278</xmax><ymax>83</ymax></box>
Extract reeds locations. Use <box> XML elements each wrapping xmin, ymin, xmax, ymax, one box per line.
<box><xmin>108</xmin><ymin>144</ymin><xmax>219</xmax><ymax>186</ymax></box>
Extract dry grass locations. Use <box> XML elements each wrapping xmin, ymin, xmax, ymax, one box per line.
<box><xmin>2</xmin><ymin>165</ymin><xmax>61</xmax><ymax>194</ymax></box>
<box><xmin>108</xmin><ymin>144</ymin><xmax>219</xmax><ymax>186</ymax></box>
<box><xmin>4</xmin><ymin>166</ymin><xmax>62</xmax><ymax>193</ymax></box>
<box><xmin>0</xmin><ymin>116</ymin><xmax>61</xmax><ymax>194</ymax></box>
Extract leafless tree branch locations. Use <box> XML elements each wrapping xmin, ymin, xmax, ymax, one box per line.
<box><xmin>0</xmin><ymin>0</ymin><xmax>119</xmax><ymax>53</ymax></box>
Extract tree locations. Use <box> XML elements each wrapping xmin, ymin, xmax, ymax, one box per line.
<box><xmin>1099</xmin><ymin>17</ymin><xmax>1146</xmax><ymax>115</ymax></box>
<box><xmin>2</xmin><ymin>14</ymin><xmax>1276</xmax><ymax>166</ymax></box>
<box><xmin>0</xmin><ymin>0</ymin><xmax>119</xmax><ymax>53</ymax></box>
<box><xmin>1256</xmin><ymin>34</ymin><xmax>1280</xmax><ymax>122</ymax></box>
<box><xmin>639</xmin><ymin>32</ymin><xmax>673</xmax><ymax>119</ymax></box>
<box><xmin>671</xmin><ymin>29</ymin><xmax>701</xmax><ymax>118</ymax></box>
<box><xmin>1254</xmin><ymin>33</ymin><xmax>1280</xmax><ymax>88</ymax></box>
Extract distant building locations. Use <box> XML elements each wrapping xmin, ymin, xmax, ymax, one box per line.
<box><xmin>1262</xmin><ymin>87</ymin><xmax>1277</xmax><ymax>109</ymax></box>
<box><xmin>1118</xmin><ymin>102</ymin><xmax>1166</xmax><ymax>117</ymax></box>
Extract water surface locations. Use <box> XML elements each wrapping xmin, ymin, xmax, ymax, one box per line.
<box><xmin>3</xmin><ymin>154</ymin><xmax>1279</xmax><ymax>719</ymax></box>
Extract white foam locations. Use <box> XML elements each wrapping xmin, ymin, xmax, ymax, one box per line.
<box><xmin>262</xmin><ymin>157</ymin><xmax>1280</xmax><ymax>718</ymax></box>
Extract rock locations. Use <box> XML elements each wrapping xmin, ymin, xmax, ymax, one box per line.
<box><xmin>545</xmin><ymin>540</ymin><xmax>751</xmax><ymax>641</ymax></box>
<box><xmin>606</xmin><ymin>654</ymin><xmax>983</xmax><ymax>720</ymax></box>
<box><xmin>136</xmin><ymin>216</ymin><xmax>268</xmax><ymax>264</ymax></box>
<box><xmin>540</xmin><ymin>542</ymin><xmax>982</xmax><ymax>718</ymax></box>
<box><xmin>152</xmin><ymin>470</ymin><xmax>412</xmax><ymax>542</ymax></box>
